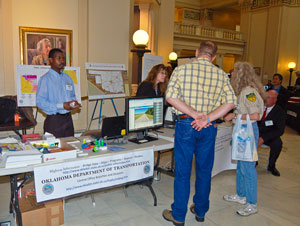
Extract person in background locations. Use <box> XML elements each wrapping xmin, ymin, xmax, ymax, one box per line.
<box><xmin>258</xmin><ymin>90</ymin><xmax>285</xmax><ymax>176</ymax></box>
<box><xmin>136</xmin><ymin>64</ymin><xmax>168</xmax><ymax>98</ymax></box>
<box><xmin>36</xmin><ymin>48</ymin><xmax>81</xmax><ymax>138</ymax></box>
<box><xmin>294</xmin><ymin>71</ymin><xmax>300</xmax><ymax>96</ymax></box>
<box><xmin>162</xmin><ymin>40</ymin><xmax>236</xmax><ymax>225</ymax></box>
<box><xmin>266</xmin><ymin>79</ymin><xmax>272</xmax><ymax>90</ymax></box>
<box><xmin>31</xmin><ymin>38</ymin><xmax>51</xmax><ymax>65</ymax></box>
<box><xmin>269</xmin><ymin>73</ymin><xmax>289</xmax><ymax>111</ymax></box>
<box><xmin>223</xmin><ymin>61</ymin><xmax>265</xmax><ymax>216</ymax></box>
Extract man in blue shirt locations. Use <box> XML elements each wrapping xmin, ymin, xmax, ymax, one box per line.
<box><xmin>269</xmin><ymin>73</ymin><xmax>289</xmax><ymax>111</ymax></box>
<box><xmin>36</xmin><ymin>48</ymin><xmax>81</xmax><ymax>138</ymax></box>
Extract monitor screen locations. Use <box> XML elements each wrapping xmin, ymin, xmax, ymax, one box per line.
<box><xmin>126</xmin><ymin>96</ymin><xmax>164</xmax><ymax>133</ymax></box>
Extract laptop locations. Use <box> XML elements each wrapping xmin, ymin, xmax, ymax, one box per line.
<box><xmin>101</xmin><ymin>116</ymin><xmax>126</xmax><ymax>140</ymax></box>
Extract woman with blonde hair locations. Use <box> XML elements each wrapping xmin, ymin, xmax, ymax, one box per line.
<box><xmin>136</xmin><ymin>64</ymin><xmax>168</xmax><ymax>97</ymax></box>
<box><xmin>223</xmin><ymin>61</ymin><xmax>265</xmax><ymax>216</ymax></box>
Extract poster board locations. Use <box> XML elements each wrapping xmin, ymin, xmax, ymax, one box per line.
<box><xmin>16</xmin><ymin>65</ymin><xmax>81</xmax><ymax>106</ymax></box>
<box><xmin>142</xmin><ymin>54</ymin><xmax>162</xmax><ymax>81</ymax></box>
<box><xmin>212</xmin><ymin>125</ymin><xmax>236</xmax><ymax>177</ymax></box>
<box><xmin>85</xmin><ymin>62</ymin><xmax>130</xmax><ymax>100</ymax></box>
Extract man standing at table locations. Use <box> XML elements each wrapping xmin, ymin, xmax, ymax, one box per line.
<box><xmin>36</xmin><ymin>48</ymin><xmax>81</xmax><ymax>138</ymax></box>
<box><xmin>162</xmin><ymin>40</ymin><xmax>236</xmax><ymax>225</ymax></box>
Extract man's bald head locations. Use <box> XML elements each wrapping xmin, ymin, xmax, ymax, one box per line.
<box><xmin>265</xmin><ymin>90</ymin><xmax>278</xmax><ymax>107</ymax></box>
<box><xmin>268</xmin><ymin>90</ymin><xmax>278</xmax><ymax>98</ymax></box>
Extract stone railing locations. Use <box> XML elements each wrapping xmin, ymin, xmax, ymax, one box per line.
<box><xmin>174</xmin><ymin>22</ymin><xmax>243</xmax><ymax>41</ymax></box>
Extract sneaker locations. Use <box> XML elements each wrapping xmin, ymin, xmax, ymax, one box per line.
<box><xmin>189</xmin><ymin>204</ymin><xmax>205</xmax><ymax>222</ymax></box>
<box><xmin>237</xmin><ymin>203</ymin><xmax>258</xmax><ymax>216</ymax></box>
<box><xmin>223</xmin><ymin>194</ymin><xmax>246</xmax><ymax>204</ymax></box>
<box><xmin>162</xmin><ymin>209</ymin><xmax>184</xmax><ymax>226</ymax></box>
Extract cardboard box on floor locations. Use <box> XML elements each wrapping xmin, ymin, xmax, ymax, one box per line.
<box><xmin>19</xmin><ymin>195</ymin><xmax>64</xmax><ymax>226</ymax></box>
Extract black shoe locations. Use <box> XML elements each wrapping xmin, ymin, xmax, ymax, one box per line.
<box><xmin>267</xmin><ymin>166</ymin><xmax>280</xmax><ymax>176</ymax></box>
<box><xmin>189</xmin><ymin>204</ymin><xmax>205</xmax><ymax>222</ymax></box>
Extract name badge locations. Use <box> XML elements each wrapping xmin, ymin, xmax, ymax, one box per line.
<box><xmin>265</xmin><ymin>120</ymin><xmax>273</xmax><ymax>126</ymax></box>
<box><xmin>66</xmin><ymin>84</ymin><xmax>73</xmax><ymax>91</ymax></box>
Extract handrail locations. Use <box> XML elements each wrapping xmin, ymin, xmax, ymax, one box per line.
<box><xmin>174</xmin><ymin>22</ymin><xmax>243</xmax><ymax>41</ymax></box>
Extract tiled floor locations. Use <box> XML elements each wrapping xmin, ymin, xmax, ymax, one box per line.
<box><xmin>0</xmin><ymin>127</ymin><xmax>299</xmax><ymax>226</ymax></box>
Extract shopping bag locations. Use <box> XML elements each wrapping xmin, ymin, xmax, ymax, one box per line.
<box><xmin>232</xmin><ymin>114</ymin><xmax>258</xmax><ymax>162</ymax></box>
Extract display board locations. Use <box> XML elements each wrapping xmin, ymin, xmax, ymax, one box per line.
<box><xmin>212</xmin><ymin>125</ymin><xmax>236</xmax><ymax>177</ymax></box>
<box><xmin>85</xmin><ymin>62</ymin><xmax>130</xmax><ymax>100</ymax></box>
<box><xmin>142</xmin><ymin>54</ymin><xmax>162</xmax><ymax>81</ymax></box>
<box><xmin>16</xmin><ymin>65</ymin><xmax>81</xmax><ymax>106</ymax></box>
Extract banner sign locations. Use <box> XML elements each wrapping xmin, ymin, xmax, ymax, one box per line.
<box><xmin>34</xmin><ymin>148</ymin><xmax>154</xmax><ymax>202</ymax></box>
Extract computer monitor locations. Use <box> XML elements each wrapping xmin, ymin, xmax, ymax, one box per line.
<box><xmin>125</xmin><ymin>96</ymin><xmax>164</xmax><ymax>144</ymax></box>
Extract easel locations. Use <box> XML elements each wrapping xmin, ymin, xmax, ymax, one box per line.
<box><xmin>88</xmin><ymin>98</ymin><xmax>118</xmax><ymax>130</ymax></box>
<box><xmin>85</xmin><ymin>62</ymin><xmax>127</xmax><ymax>130</ymax></box>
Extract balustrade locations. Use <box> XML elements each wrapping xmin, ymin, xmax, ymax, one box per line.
<box><xmin>174</xmin><ymin>22</ymin><xmax>243</xmax><ymax>41</ymax></box>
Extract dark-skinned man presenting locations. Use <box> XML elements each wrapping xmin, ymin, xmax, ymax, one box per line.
<box><xmin>36</xmin><ymin>48</ymin><xmax>81</xmax><ymax>138</ymax></box>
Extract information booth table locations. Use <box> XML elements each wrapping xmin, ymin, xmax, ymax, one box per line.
<box><xmin>0</xmin><ymin>136</ymin><xmax>173</xmax><ymax>226</ymax></box>
<box><xmin>286</xmin><ymin>99</ymin><xmax>300</xmax><ymax>134</ymax></box>
<box><xmin>153</xmin><ymin>124</ymin><xmax>236</xmax><ymax>178</ymax></box>
<box><xmin>0</xmin><ymin>124</ymin><xmax>235</xmax><ymax>226</ymax></box>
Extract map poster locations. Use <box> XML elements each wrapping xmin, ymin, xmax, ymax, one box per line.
<box><xmin>16</xmin><ymin>65</ymin><xmax>81</xmax><ymax>106</ymax></box>
<box><xmin>63</xmin><ymin>66</ymin><xmax>81</xmax><ymax>104</ymax></box>
<box><xmin>85</xmin><ymin>63</ymin><xmax>129</xmax><ymax>100</ymax></box>
<box><xmin>16</xmin><ymin>65</ymin><xmax>50</xmax><ymax>106</ymax></box>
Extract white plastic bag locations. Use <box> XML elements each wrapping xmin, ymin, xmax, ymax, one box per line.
<box><xmin>232</xmin><ymin>114</ymin><xmax>258</xmax><ymax>162</ymax></box>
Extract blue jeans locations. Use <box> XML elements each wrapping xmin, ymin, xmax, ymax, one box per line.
<box><xmin>171</xmin><ymin>118</ymin><xmax>217</xmax><ymax>222</ymax></box>
<box><xmin>236</xmin><ymin>122</ymin><xmax>259</xmax><ymax>205</ymax></box>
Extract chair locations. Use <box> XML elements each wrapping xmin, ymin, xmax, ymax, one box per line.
<box><xmin>0</xmin><ymin>95</ymin><xmax>36</xmax><ymax>137</ymax></box>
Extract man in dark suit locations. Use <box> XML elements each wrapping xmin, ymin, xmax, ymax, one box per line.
<box><xmin>258</xmin><ymin>90</ymin><xmax>285</xmax><ymax>176</ymax></box>
<box><xmin>270</xmin><ymin>73</ymin><xmax>290</xmax><ymax>111</ymax></box>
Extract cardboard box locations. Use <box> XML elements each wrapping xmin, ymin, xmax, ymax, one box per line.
<box><xmin>42</xmin><ymin>149</ymin><xmax>77</xmax><ymax>163</ymax></box>
<box><xmin>30</xmin><ymin>140</ymin><xmax>77</xmax><ymax>163</ymax></box>
<box><xmin>19</xmin><ymin>196</ymin><xmax>64</xmax><ymax>226</ymax></box>
<box><xmin>45</xmin><ymin>200</ymin><xmax>64</xmax><ymax>226</ymax></box>
<box><xmin>19</xmin><ymin>196</ymin><xmax>47</xmax><ymax>226</ymax></box>
<box><xmin>42</xmin><ymin>140</ymin><xmax>77</xmax><ymax>163</ymax></box>
<box><xmin>19</xmin><ymin>179</ymin><xmax>35</xmax><ymax>199</ymax></box>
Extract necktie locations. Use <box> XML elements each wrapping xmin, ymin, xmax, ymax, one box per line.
<box><xmin>260</xmin><ymin>107</ymin><xmax>267</xmax><ymax>122</ymax></box>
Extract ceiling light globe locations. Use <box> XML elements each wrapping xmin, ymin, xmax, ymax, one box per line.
<box><xmin>169</xmin><ymin>52</ymin><xmax>178</xmax><ymax>61</ymax></box>
<box><xmin>132</xmin><ymin>30</ymin><xmax>149</xmax><ymax>47</ymax></box>
<box><xmin>288</xmin><ymin>62</ymin><xmax>296</xmax><ymax>69</ymax></box>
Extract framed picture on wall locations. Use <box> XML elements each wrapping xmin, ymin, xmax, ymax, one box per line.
<box><xmin>19</xmin><ymin>26</ymin><xmax>72</xmax><ymax>66</ymax></box>
<box><xmin>254</xmin><ymin>67</ymin><xmax>261</xmax><ymax>76</ymax></box>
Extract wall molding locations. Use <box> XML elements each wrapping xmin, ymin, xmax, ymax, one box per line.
<box><xmin>240</xmin><ymin>0</ymin><xmax>300</xmax><ymax>11</ymax></box>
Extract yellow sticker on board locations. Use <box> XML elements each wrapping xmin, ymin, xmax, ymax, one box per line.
<box><xmin>246</xmin><ymin>93</ymin><xmax>256</xmax><ymax>102</ymax></box>
<box><xmin>121</xmin><ymin>129</ymin><xmax>126</xmax><ymax>135</ymax></box>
